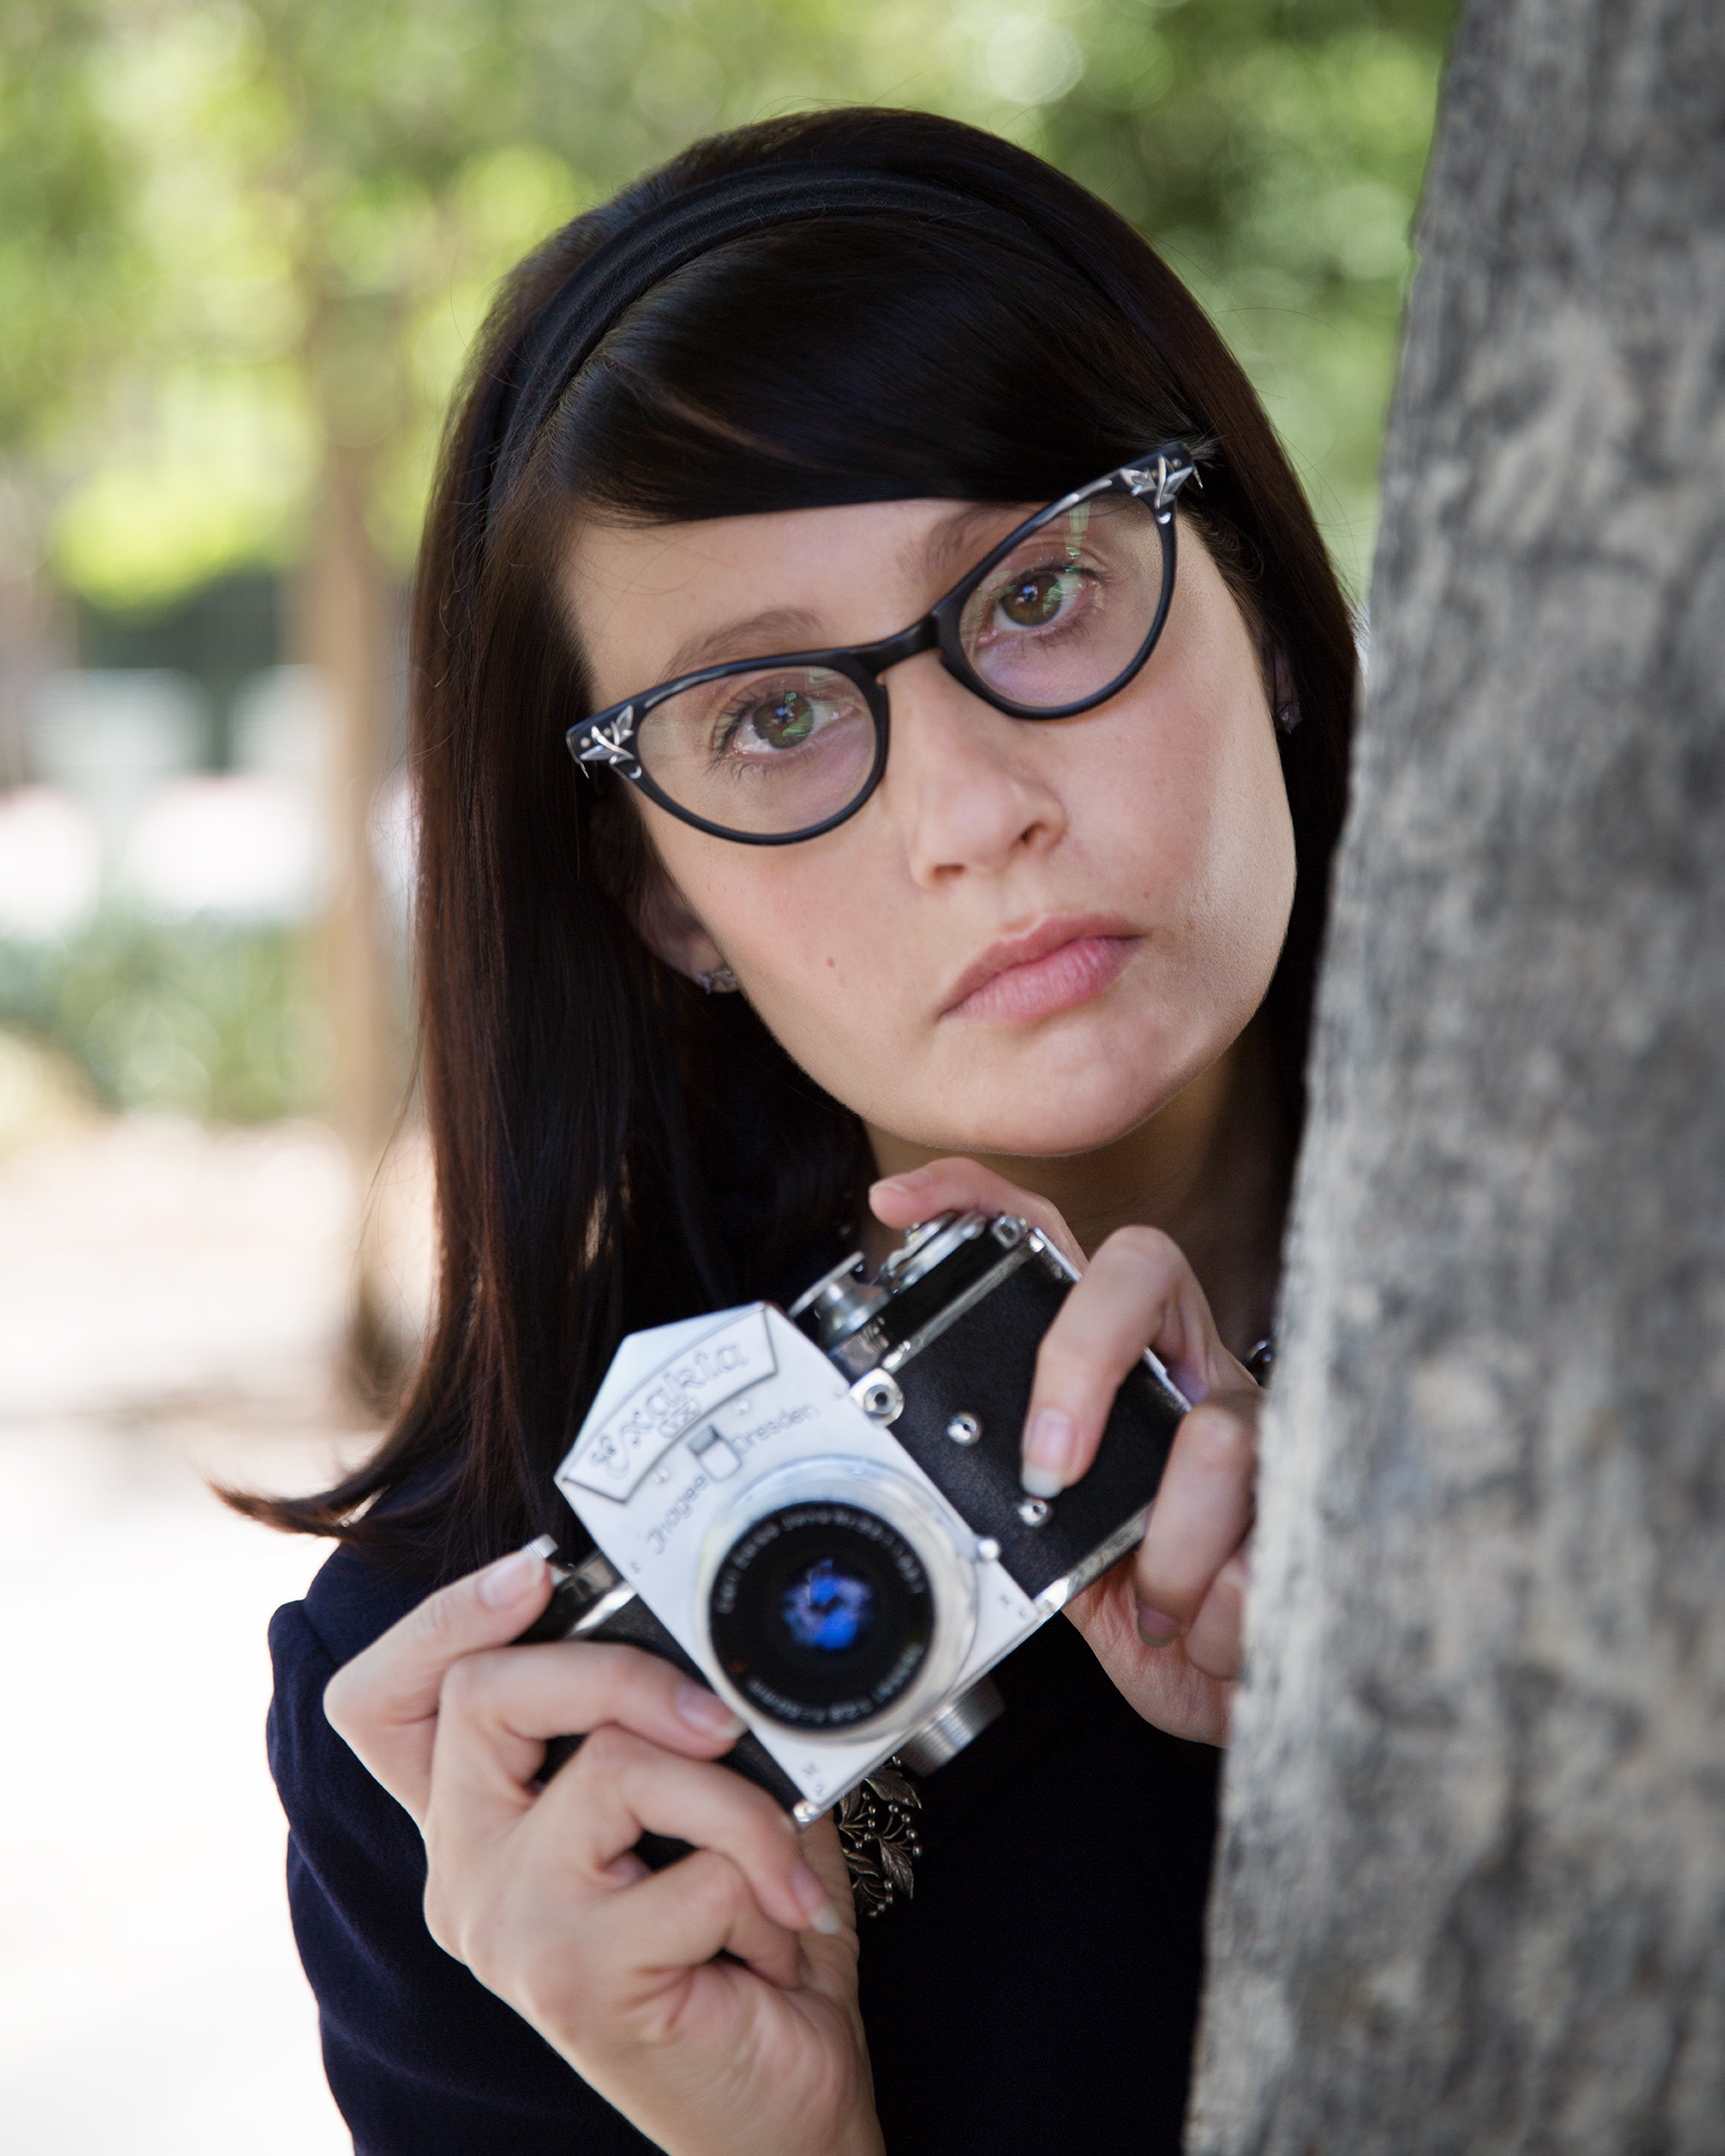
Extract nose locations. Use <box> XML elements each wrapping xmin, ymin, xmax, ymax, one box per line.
<box><xmin>880</xmin><ymin>652</ymin><xmax>1066</xmax><ymax>883</ymax></box>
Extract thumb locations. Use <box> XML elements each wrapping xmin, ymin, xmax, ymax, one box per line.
<box><xmin>323</xmin><ymin>1545</ymin><xmax>555</xmax><ymax>1822</ymax></box>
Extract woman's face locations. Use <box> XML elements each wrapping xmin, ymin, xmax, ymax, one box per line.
<box><xmin>564</xmin><ymin>496</ymin><xmax>1296</xmax><ymax>1162</ymax></box>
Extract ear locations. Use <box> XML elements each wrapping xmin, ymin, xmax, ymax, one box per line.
<box><xmin>1268</xmin><ymin>643</ymin><xmax>1302</xmax><ymax>735</ymax></box>
<box><xmin>634</xmin><ymin>870</ymin><xmax>730</xmax><ymax>986</ymax></box>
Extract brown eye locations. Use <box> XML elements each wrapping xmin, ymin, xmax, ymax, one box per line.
<box><xmin>998</xmin><ymin>568</ymin><xmax>1070</xmax><ymax>628</ymax></box>
<box><xmin>750</xmin><ymin>689</ymin><xmax>817</xmax><ymax>748</ymax></box>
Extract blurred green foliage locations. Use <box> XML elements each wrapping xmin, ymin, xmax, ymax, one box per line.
<box><xmin>0</xmin><ymin>2</ymin><xmax>144</xmax><ymax>451</ymax></box>
<box><xmin>5</xmin><ymin>0</ymin><xmax>1455</xmax><ymax>611</ymax></box>
<box><xmin>1046</xmin><ymin>0</ymin><xmax>1458</xmax><ymax>595</ymax></box>
<box><xmin>0</xmin><ymin>917</ymin><xmax>331</xmax><ymax>1120</ymax></box>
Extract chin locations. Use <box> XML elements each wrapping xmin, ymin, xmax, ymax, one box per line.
<box><xmin>901</xmin><ymin>1071</ymin><xmax>1187</xmax><ymax>1163</ymax></box>
<box><xmin>918</xmin><ymin>1111</ymin><xmax>1152</xmax><ymax>1160</ymax></box>
<box><xmin>813</xmin><ymin>1001</ymin><xmax>1238</xmax><ymax>1163</ymax></box>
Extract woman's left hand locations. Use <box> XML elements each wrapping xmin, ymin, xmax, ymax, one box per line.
<box><xmin>869</xmin><ymin>1160</ymin><xmax>1259</xmax><ymax>1747</ymax></box>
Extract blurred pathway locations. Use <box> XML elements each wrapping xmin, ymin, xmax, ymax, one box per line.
<box><xmin>0</xmin><ymin>1113</ymin><xmax>423</xmax><ymax>2153</ymax></box>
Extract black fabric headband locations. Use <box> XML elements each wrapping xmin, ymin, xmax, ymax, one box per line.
<box><xmin>470</xmin><ymin>164</ymin><xmax>1055</xmax><ymax>539</ymax></box>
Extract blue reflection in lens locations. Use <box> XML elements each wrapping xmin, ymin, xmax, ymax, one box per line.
<box><xmin>781</xmin><ymin>1559</ymin><xmax>873</xmax><ymax>1652</ymax></box>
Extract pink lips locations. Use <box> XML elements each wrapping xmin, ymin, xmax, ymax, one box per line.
<box><xmin>942</xmin><ymin>917</ymin><xmax>1137</xmax><ymax>1025</ymax></box>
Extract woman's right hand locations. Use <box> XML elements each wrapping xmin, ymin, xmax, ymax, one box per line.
<box><xmin>323</xmin><ymin>1550</ymin><xmax>883</xmax><ymax>2156</ymax></box>
<box><xmin>871</xmin><ymin>1160</ymin><xmax>1258</xmax><ymax>1748</ymax></box>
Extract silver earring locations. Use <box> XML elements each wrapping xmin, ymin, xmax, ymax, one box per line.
<box><xmin>697</xmin><ymin>964</ymin><xmax>739</xmax><ymax>994</ymax></box>
<box><xmin>1274</xmin><ymin>700</ymin><xmax>1302</xmax><ymax>735</ymax></box>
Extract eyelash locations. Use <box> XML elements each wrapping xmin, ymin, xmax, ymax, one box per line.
<box><xmin>710</xmin><ymin>684</ymin><xmax>807</xmax><ymax>761</ymax></box>
<box><xmin>979</xmin><ymin>555</ymin><xmax>1108</xmax><ymax>627</ymax></box>
<box><xmin>695</xmin><ymin>543</ymin><xmax>1112</xmax><ymax>757</ymax></box>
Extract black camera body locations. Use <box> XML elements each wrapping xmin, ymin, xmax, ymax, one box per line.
<box><xmin>525</xmin><ymin>1213</ymin><xmax>1187</xmax><ymax>1823</ymax></box>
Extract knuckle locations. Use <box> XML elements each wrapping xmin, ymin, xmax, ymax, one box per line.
<box><xmin>522</xmin><ymin>1948</ymin><xmax>601</xmax><ymax>2043</ymax></box>
<box><xmin>520</xmin><ymin>1903</ymin><xmax>621</xmax><ymax>2048</ymax></box>
<box><xmin>679</xmin><ymin>1846</ymin><xmax>751</xmax><ymax>1918</ymax></box>
<box><xmin>738</xmin><ymin>1789</ymin><xmax>799</xmax><ymax>1856</ymax></box>
<box><xmin>1100</xmin><ymin>1223</ymin><xmax>1181</xmax><ymax>1278</ymax></box>
<box><xmin>714</xmin><ymin>1758</ymin><xmax>791</xmax><ymax>1828</ymax></box>
<box><xmin>1033</xmin><ymin>1334</ymin><xmax>1109</xmax><ymax>1402</ymax></box>
<box><xmin>411</xmin><ymin>1580</ymin><xmax>471</xmax><ymax>1648</ymax></box>
<box><xmin>1017</xmin><ymin>1187</ymin><xmax>1065</xmax><ymax>1229</ymax></box>
<box><xmin>1187</xmin><ymin>1620</ymin><xmax>1243</xmax><ymax>1683</ymax></box>
<box><xmin>570</xmin><ymin>1721</ymin><xmax>638</xmax><ymax>1778</ymax></box>
<box><xmin>1034</xmin><ymin>1305</ymin><xmax>1133</xmax><ymax>1396</ymax></box>
<box><xmin>424</xmin><ymin>1848</ymin><xmax>600</xmax><ymax>2030</ymax></box>
<box><xmin>437</xmin><ymin>1649</ymin><xmax>498</xmax><ymax>1719</ymax></box>
<box><xmin>421</xmin><ymin>1876</ymin><xmax>460</xmax><ymax>1959</ymax></box>
<box><xmin>1185</xmin><ymin>1399</ymin><xmax>1258</xmax><ymax>1466</ymax></box>
<box><xmin>320</xmin><ymin>1660</ymin><xmax>364</xmax><ymax>1739</ymax></box>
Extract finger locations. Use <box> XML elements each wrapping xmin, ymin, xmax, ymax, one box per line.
<box><xmin>868</xmin><ymin>1158</ymin><xmax>1085</xmax><ymax>1271</ymax></box>
<box><xmin>323</xmin><ymin>1545</ymin><xmax>555</xmax><ymax>1819</ymax></box>
<box><xmin>1132</xmin><ymin>1390</ymin><xmax>1260</xmax><ymax>1640</ymax></box>
<box><xmin>427</xmin><ymin>1639</ymin><xmax>748</xmax><ymax>1820</ymax></box>
<box><xmin>1019</xmin><ymin>1226</ymin><xmax>1245</xmax><ymax>1496</ymax></box>
<box><xmin>790</xmin><ymin>1815</ymin><xmax>862</xmax><ymax>1997</ymax></box>
<box><xmin>601</xmin><ymin>1847</ymin><xmax>804</xmax><ymax>1991</ymax></box>
<box><xmin>794</xmin><ymin>1812</ymin><xmax>854</xmax><ymax>1916</ymax></box>
<box><xmin>1181</xmin><ymin>1545</ymin><xmax>1250</xmax><ymax>1682</ymax></box>
<box><xmin>531</xmin><ymin>1725</ymin><xmax>840</xmax><ymax>1938</ymax></box>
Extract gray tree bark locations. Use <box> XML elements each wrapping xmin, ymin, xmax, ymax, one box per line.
<box><xmin>1188</xmin><ymin>3</ymin><xmax>1725</xmax><ymax>2151</ymax></box>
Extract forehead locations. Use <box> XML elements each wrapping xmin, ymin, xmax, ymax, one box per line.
<box><xmin>563</xmin><ymin>495</ymin><xmax>1034</xmax><ymax>698</ymax></box>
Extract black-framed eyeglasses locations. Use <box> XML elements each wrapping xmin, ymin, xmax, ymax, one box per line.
<box><xmin>565</xmin><ymin>443</ymin><xmax>1200</xmax><ymax>846</ymax></box>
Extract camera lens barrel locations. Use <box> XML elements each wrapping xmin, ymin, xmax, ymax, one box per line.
<box><xmin>709</xmin><ymin>1500</ymin><xmax>933</xmax><ymax>1729</ymax></box>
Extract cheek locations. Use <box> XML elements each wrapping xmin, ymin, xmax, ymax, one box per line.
<box><xmin>1078</xmin><ymin>672</ymin><xmax>1296</xmax><ymax>978</ymax></box>
<box><xmin>681</xmin><ymin>849</ymin><xmax>893</xmax><ymax>1074</ymax></box>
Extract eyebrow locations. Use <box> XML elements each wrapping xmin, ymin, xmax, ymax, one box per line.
<box><xmin>663</xmin><ymin>606</ymin><xmax>828</xmax><ymax>680</ymax></box>
<box><xmin>656</xmin><ymin>500</ymin><xmax>1037</xmax><ymax>683</ymax></box>
<box><xmin>915</xmin><ymin>500</ymin><xmax>1026</xmax><ymax>579</ymax></box>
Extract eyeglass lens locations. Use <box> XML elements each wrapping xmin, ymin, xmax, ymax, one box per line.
<box><xmin>633</xmin><ymin>492</ymin><xmax>1165</xmax><ymax>838</ymax></box>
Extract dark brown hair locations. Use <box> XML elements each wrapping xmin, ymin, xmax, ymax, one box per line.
<box><xmin>234</xmin><ymin>108</ymin><xmax>1356</xmax><ymax>1582</ymax></box>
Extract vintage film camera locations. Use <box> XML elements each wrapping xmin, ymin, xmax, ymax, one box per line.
<box><xmin>526</xmin><ymin>1211</ymin><xmax>1189</xmax><ymax>1825</ymax></box>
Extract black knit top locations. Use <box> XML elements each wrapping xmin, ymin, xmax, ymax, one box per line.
<box><xmin>269</xmin><ymin>1535</ymin><xmax>1218</xmax><ymax>2155</ymax></box>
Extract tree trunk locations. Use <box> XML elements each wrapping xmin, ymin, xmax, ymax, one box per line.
<box><xmin>1189</xmin><ymin>3</ymin><xmax>1725</xmax><ymax>2150</ymax></box>
<box><xmin>0</xmin><ymin>476</ymin><xmax>68</xmax><ymax>790</ymax></box>
<box><xmin>298</xmin><ymin>433</ymin><xmax>410</xmax><ymax>1400</ymax></box>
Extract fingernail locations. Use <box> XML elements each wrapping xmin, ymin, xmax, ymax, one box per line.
<box><xmin>871</xmin><ymin>1167</ymin><xmax>932</xmax><ymax>1194</ymax></box>
<box><xmin>1135</xmin><ymin>1600</ymin><xmax>1181</xmax><ymax>1646</ymax></box>
<box><xmin>1021</xmin><ymin>1406</ymin><xmax>1077</xmax><ymax>1496</ymax></box>
<box><xmin>478</xmin><ymin>1548</ymin><xmax>543</xmax><ymax>1608</ymax></box>
<box><xmin>792</xmin><ymin>1861</ymin><xmax>844</xmax><ymax>1935</ymax></box>
<box><xmin>674</xmin><ymin>1682</ymin><xmax>746</xmax><ymax>1737</ymax></box>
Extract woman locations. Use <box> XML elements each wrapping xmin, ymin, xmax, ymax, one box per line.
<box><xmin>252</xmin><ymin>105</ymin><xmax>1355</xmax><ymax>2156</ymax></box>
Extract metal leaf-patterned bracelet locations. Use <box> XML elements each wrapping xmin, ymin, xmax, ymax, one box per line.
<box><xmin>835</xmin><ymin>1760</ymin><xmax>922</xmax><ymax>1917</ymax></box>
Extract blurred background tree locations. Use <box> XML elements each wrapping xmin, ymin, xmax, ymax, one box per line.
<box><xmin>0</xmin><ymin>0</ymin><xmax>1456</xmax><ymax>1374</ymax></box>
<box><xmin>1044</xmin><ymin>0</ymin><xmax>1458</xmax><ymax>576</ymax></box>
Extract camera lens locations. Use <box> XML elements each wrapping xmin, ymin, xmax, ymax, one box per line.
<box><xmin>708</xmin><ymin>1501</ymin><xmax>932</xmax><ymax>1730</ymax></box>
